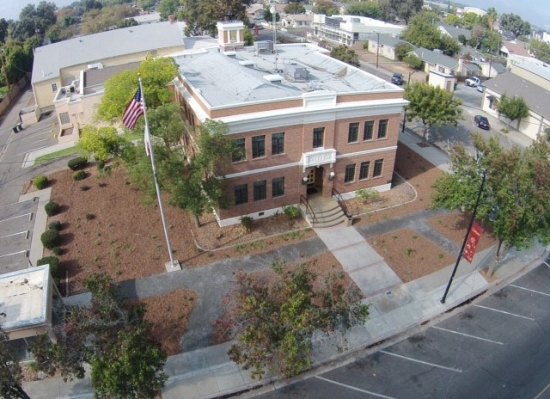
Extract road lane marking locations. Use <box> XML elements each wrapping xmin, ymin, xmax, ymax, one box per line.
<box><xmin>0</xmin><ymin>230</ymin><xmax>28</xmax><ymax>239</ymax></box>
<box><xmin>0</xmin><ymin>213</ymin><xmax>32</xmax><ymax>223</ymax></box>
<box><xmin>510</xmin><ymin>284</ymin><xmax>550</xmax><ymax>298</ymax></box>
<box><xmin>0</xmin><ymin>250</ymin><xmax>27</xmax><ymax>258</ymax></box>
<box><xmin>534</xmin><ymin>381</ymin><xmax>550</xmax><ymax>399</ymax></box>
<box><xmin>379</xmin><ymin>350</ymin><xmax>463</xmax><ymax>373</ymax></box>
<box><xmin>314</xmin><ymin>376</ymin><xmax>398</xmax><ymax>399</ymax></box>
<box><xmin>431</xmin><ymin>326</ymin><xmax>504</xmax><ymax>345</ymax></box>
<box><xmin>543</xmin><ymin>260</ymin><xmax>550</xmax><ymax>269</ymax></box>
<box><xmin>474</xmin><ymin>304</ymin><xmax>535</xmax><ymax>321</ymax></box>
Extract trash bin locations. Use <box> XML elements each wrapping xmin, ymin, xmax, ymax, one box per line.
<box><xmin>12</xmin><ymin>126</ymin><xmax>18</xmax><ymax>133</ymax></box>
<box><xmin>16</xmin><ymin>123</ymin><xmax>23</xmax><ymax>132</ymax></box>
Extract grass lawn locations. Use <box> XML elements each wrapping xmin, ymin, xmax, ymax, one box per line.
<box><xmin>34</xmin><ymin>146</ymin><xmax>83</xmax><ymax>165</ymax></box>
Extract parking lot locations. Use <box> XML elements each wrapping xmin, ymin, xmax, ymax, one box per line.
<box><xmin>257</xmin><ymin>262</ymin><xmax>550</xmax><ymax>399</ymax></box>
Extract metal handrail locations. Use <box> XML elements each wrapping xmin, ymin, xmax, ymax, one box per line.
<box><xmin>300</xmin><ymin>195</ymin><xmax>317</xmax><ymax>225</ymax></box>
<box><xmin>331</xmin><ymin>188</ymin><xmax>351</xmax><ymax>218</ymax></box>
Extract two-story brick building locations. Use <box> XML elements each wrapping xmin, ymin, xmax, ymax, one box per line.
<box><xmin>173</xmin><ymin>22</ymin><xmax>406</xmax><ymax>226</ymax></box>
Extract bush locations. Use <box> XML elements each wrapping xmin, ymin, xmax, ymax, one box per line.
<box><xmin>44</xmin><ymin>201</ymin><xmax>60</xmax><ymax>216</ymax></box>
<box><xmin>404</xmin><ymin>54</ymin><xmax>423</xmax><ymax>70</ymax></box>
<box><xmin>240</xmin><ymin>216</ymin><xmax>253</xmax><ymax>232</ymax></box>
<box><xmin>356</xmin><ymin>188</ymin><xmax>381</xmax><ymax>203</ymax></box>
<box><xmin>283</xmin><ymin>206</ymin><xmax>301</xmax><ymax>220</ymax></box>
<box><xmin>96</xmin><ymin>159</ymin><xmax>105</xmax><ymax>170</ymax></box>
<box><xmin>34</xmin><ymin>175</ymin><xmax>48</xmax><ymax>190</ymax></box>
<box><xmin>41</xmin><ymin>229</ymin><xmax>61</xmax><ymax>249</ymax></box>
<box><xmin>73</xmin><ymin>170</ymin><xmax>88</xmax><ymax>181</ymax></box>
<box><xmin>48</xmin><ymin>221</ymin><xmax>62</xmax><ymax>231</ymax></box>
<box><xmin>68</xmin><ymin>157</ymin><xmax>88</xmax><ymax>171</ymax></box>
<box><xmin>37</xmin><ymin>256</ymin><xmax>60</xmax><ymax>278</ymax></box>
<box><xmin>52</xmin><ymin>247</ymin><xmax>63</xmax><ymax>256</ymax></box>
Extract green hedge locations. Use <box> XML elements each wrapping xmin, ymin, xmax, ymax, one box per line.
<box><xmin>45</xmin><ymin>201</ymin><xmax>60</xmax><ymax>216</ymax></box>
<box><xmin>37</xmin><ymin>256</ymin><xmax>60</xmax><ymax>278</ymax></box>
<box><xmin>34</xmin><ymin>175</ymin><xmax>48</xmax><ymax>190</ymax></box>
<box><xmin>41</xmin><ymin>229</ymin><xmax>61</xmax><ymax>249</ymax></box>
<box><xmin>68</xmin><ymin>157</ymin><xmax>88</xmax><ymax>171</ymax></box>
<box><xmin>73</xmin><ymin>170</ymin><xmax>87</xmax><ymax>181</ymax></box>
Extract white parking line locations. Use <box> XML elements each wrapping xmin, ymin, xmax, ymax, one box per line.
<box><xmin>543</xmin><ymin>260</ymin><xmax>550</xmax><ymax>269</ymax></box>
<box><xmin>474</xmin><ymin>304</ymin><xmax>535</xmax><ymax>321</ymax></box>
<box><xmin>0</xmin><ymin>213</ymin><xmax>32</xmax><ymax>223</ymax></box>
<box><xmin>0</xmin><ymin>250</ymin><xmax>27</xmax><ymax>258</ymax></box>
<box><xmin>379</xmin><ymin>350</ymin><xmax>463</xmax><ymax>373</ymax></box>
<box><xmin>510</xmin><ymin>284</ymin><xmax>550</xmax><ymax>298</ymax></box>
<box><xmin>0</xmin><ymin>231</ymin><xmax>28</xmax><ymax>239</ymax></box>
<box><xmin>315</xmin><ymin>376</ymin><xmax>398</xmax><ymax>399</ymax></box>
<box><xmin>17</xmin><ymin>146</ymin><xmax>48</xmax><ymax>156</ymax></box>
<box><xmin>432</xmin><ymin>326</ymin><xmax>504</xmax><ymax>345</ymax></box>
<box><xmin>534</xmin><ymin>381</ymin><xmax>550</xmax><ymax>399</ymax></box>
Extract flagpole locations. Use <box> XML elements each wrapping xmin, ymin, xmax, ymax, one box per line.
<box><xmin>138</xmin><ymin>77</ymin><xmax>180</xmax><ymax>271</ymax></box>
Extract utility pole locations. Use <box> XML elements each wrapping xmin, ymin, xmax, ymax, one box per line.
<box><xmin>376</xmin><ymin>32</ymin><xmax>380</xmax><ymax>69</ymax></box>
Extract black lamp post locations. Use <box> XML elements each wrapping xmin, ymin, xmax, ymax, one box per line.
<box><xmin>441</xmin><ymin>170</ymin><xmax>487</xmax><ymax>304</ymax></box>
<box><xmin>401</xmin><ymin>71</ymin><xmax>415</xmax><ymax>134</ymax></box>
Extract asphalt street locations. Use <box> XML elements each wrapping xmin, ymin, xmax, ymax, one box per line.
<box><xmin>256</xmin><ymin>261</ymin><xmax>550</xmax><ymax>399</ymax></box>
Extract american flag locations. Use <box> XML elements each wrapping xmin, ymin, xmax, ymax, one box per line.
<box><xmin>122</xmin><ymin>87</ymin><xmax>144</xmax><ymax>129</ymax></box>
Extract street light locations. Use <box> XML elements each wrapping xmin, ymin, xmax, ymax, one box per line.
<box><xmin>401</xmin><ymin>70</ymin><xmax>416</xmax><ymax>134</ymax></box>
<box><xmin>441</xmin><ymin>168</ymin><xmax>487</xmax><ymax>304</ymax></box>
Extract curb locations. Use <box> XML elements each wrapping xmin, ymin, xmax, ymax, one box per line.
<box><xmin>19</xmin><ymin>187</ymin><xmax>52</xmax><ymax>266</ymax></box>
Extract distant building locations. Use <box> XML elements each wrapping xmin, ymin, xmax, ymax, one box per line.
<box><xmin>438</xmin><ymin>23</ymin><xmax>471</xmax><ymax>43</ymax></box>
<box><xmin>312</xmin><ymin>14</ymin><xmax>404</xmax><ymax>46</ymax></box>
<box><xmin>507</xmin><ymin>54</ymin><xmax>550</xmax><ymax>90</ymax></box>
<box><xmin>127</xmin><ymin>12</ymin><xmax>162</xmax><ymax>25</ymax></box>
<box><xmin>500</xmin><ymin>40</ymin><xmax>530</xmax><ymax>58</ymax></box>
<box><xmin>173</xmin><ymin>22</ymin><xmax>407</xmax><ymax>226</ymax></box>
<box><xmin>281</xmin><ymin>14</ymin><xmax>313</xmax><ymax>29</ymax></box>
<box><xmin>364</xmin><ymin>33</ymin><xmax>407</xmax><ymax>61</ymax></box>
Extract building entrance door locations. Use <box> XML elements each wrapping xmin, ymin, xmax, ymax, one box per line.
<box><xmin>306</xmin><ymin>167</ymin><xmax>324</xmax><ymax>196</ymax></box>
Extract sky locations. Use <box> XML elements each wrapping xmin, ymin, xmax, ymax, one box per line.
<box><xmin>2</xmin><ymin>0</ymin><xmax>550</xmax><ymax>31</ymax></box>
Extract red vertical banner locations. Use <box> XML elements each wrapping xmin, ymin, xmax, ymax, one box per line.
<box><xmin>463</xmin><ymin>223</ymin><xmax>484</xmax><ymax>263</ymax></box>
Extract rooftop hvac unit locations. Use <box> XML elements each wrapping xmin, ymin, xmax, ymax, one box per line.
<box><xmin>255</xmin><ymin>40</ymin><xmax>274</xmax><ymax>53</ymax></box>
<box><xmin>284</xmin><ymin>64</ymin><xmax>308</xmax><ymax>81</ymax></box>
<box><xmin>87</xmin><ymin>62</ymin><xmax>103</xmax><ymax>70</ymax></box>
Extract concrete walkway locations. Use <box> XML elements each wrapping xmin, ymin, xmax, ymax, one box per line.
<box><xmin>22</xmin><ymin>140</ymin><xmax>77</xmax><ymax>168</ymax></box>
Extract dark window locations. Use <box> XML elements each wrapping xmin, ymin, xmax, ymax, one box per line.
<box><xmin>364</xmin><ymin>121</ymin><xmax>374</xmax><ymax>140</ymax></box>
<box><xmin>313</xmin><ymin>127</ymin><xmax>324</xmax><ymax>148</ymax></box>
<box><xmin>272</xmin><ymin>177</ymin><xmax>285</xmax><ymax>197</ymax></box>
<box><xmin>51</xmin><ymin>83</ymin><xmax>57</xmax><ymax>92</ymax></box>
<box><xmin>359</xmin><ymin>161</ymin><xmax>370</xmax><ymax>180</ymax></box>
<box><xmin>234</xmin><ymin>184</ymin><xmax>248</xmax><ymax>205</ymax></box>
<box><xmin>254</xmin><ymin>180</ymin><xmax>267</xmax><ymax>201</ymax></box>
<box><xmin>252</xmin><ymin>135</ymin><xmax>265</xmax><ymax>158</ymax></box>
<box><xmin>232</xmin><ymin>138</ymin><xmax>245</xmax><ymax>162</ymax></box>
<box><xmin>344</xmin><ymin>164</ymin><xmax>355</xmax><ymax>183</ymax></box>
<box><xmin>272</xmin><ymin>132</ymin><xmax>285</xmax><ymax>155</ymax></box>
<box><xmin>377</xmin><ymin>119</ymin><xmax>388</xmax><ymax>139</ymax></box>
<box><xmin>373</xmin><ymin>159</ymin><xmax>384</xmax><ymax>177</ymax></box>
<box><xmin>348</xmin><ymin>122</ymin><xmax>359</xmax><ymax>143</ymax></box>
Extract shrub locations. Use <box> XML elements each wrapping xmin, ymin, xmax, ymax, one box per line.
<box><xmin>41</xmin><ymin>229</ymin><xmax>61</xmax><ymax>249</ymax></box>
<box><xmin>34</xmin><ymin>175</ymin><xmax>48</xmax><ymax>190</ymax></box>
<box><xmin>356</xmin><ymin>188</ymin><xmax>381</xmax><ymax>203</ymax></box>
<box><xmin>283</xmin><ymin>206</ymin><xmax>301</xmax><ymax>220</ymax></box>
<box><xmin>37</xmin><ymin>256</ymin><xmax>60</xmax><ymax>277</ymax></box>
<box><xmin>96</xmin><ymin>159</ymin><xmax>105</xmax><ymax>170</ymax></box>
<box><xmin>240</xmin><ymin>216</ymin><xmax>253</xmax><ymax>232</ymax></box>
<box><xmin>68</xmin><ymin>157</ymin><xmax>88</xmax><ymax>170</ymax></box>
<box><xmin>52</xmin><ymin>247</ymin><xmax>63</xmax><ymax>256</ymax></box>
<box><xmin>86</xmin><ymin>213</ymin><xmax>96</xmax><ymax>220</ymax></box>
<box><xmin>44</xmin><ymin>201</ymin><xmax>60</xmax><ymax>216</ymax></box>
<box><xmin>73</xmin><ymin>170</ymin><xmax>88</xmax><ymax>181</ymax></box>
<box><xmin>48</xmin><ymin>221</ymin><xmax>62</xmax><ymax>231</ymax></box>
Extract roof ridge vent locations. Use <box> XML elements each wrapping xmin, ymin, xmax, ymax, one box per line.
<box><xmin>239</xmin><ymin>60</ymin><xmax>255</xmax><ymax>67</ymax></box>
<box><xmin>264</xmin><ymin>74</ymin><xmax>283</xmax><ymax>83</ymax></box>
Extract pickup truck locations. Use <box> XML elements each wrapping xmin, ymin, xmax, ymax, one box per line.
<box><xmin>465</xmin><ymin>76</ymin><xmax>481</xmax><ymax>87</ymax></box>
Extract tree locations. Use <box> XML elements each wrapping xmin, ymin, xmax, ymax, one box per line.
<box><xmin>263</xmin><ymin>8</ymin><xmax>280</xmax><ymax>23</ymax></box>
<box><xmin>12</xmin><ymin>1</ymin><xmax>57</xmax><ymax>41</ymax></box>
<box><xmin>81</xmin><ymin>4</ymin><xmax>139</xmax><ymax>35</ymax></box>
<box><xmin>432</xmin><ymin>135</ymin><xmax>550</xmax><ymax>260</ymax></box>
<box><xmin>483</xmin><ymin>7</ymin><xmax>498</xmax><ymax>30</ymax></box>
<box><xmin>284</xmin><ymin>3</ymin><xmax>306</xmax><ymax>14</ymax></box>
<box><xmin>403</xmin><ymin>12</ymin><xmax>443</xmax><ymax>50</ymax></box>
<box><xmin>147</xmin><ymin>103</ymin><xmax>186</xmax><ymax>150</ymax></box>
<box><xmin>0</xmin><ymin>18</ymin><xmax>9</xmax><ymax>44</ymax></box>
<box><xmin>98</xmin><ymin>57</ymin><xmax>179</xmax><ymax>121</ymax></box>
<box><xmin>158</xmin><ymin>0</ymin><xmax>180</xmax><ymax>19</ymax></box>
<box><xmin>243</xmin><ymin>26</ymin><xmax>254</xmax><ymax>46</ymax></box>
<box><xmin>30</xmin><ymin>274</ymin><xmax>167</xmax><ymax>397</ymax></box>
<box><xmin>220</xmin><ymin>262</ymin><xmax>369</xmax><ymax>379</ymax></box>
<box><xmin>500</xmin><ymin>13</ymin><xmax>531</xmax><ymax>38</ymax></box>
<box><xmin>313</xmin><ymin>0</ymin><xmax>340</xmax><ymax>16</ymax></box>
<box><xmin>405</xmin><ymin>82</ymin><xmax>462</xmax><ymax>141</ymax></box>
<box><xmin>530</xmin><ymin>39</ymin><xmax>550</xmax><ymax>64</ymax></box>
<box><xmin>496</xmin><ymin>95</ymin><xmax>529</xmax><ymax>128</ymax></box>
<box><xmin>137</xmin><ymin>0</ymin><xmax>156</xmax><ymax>11</ymax></box>
<box><xmin>394</xmin><ymin>42</ymin><xmax>414</xmax><ymax>61</ymax></box>
<box><xmin>181</xmin><ymin>0</ymin><xmax>253</xmax><ymax>36</ymax></box>
<box><xmin>0</xmin><ymin>329</ymin><xmax>31</xmax><ymax>399</ymax></box>
<box><xmin>79</xmin><ymin>126</ymin><xmax>125</xmax><ymax>161</ymax></box>
<box><xmin>403</xmin><ymin>53</ymin><xmax>422</xmax><ymax>69</ymax></box>
<box><xmin>330</xmin><ymin>45</ymin><xmax>359</xmax><ymax>67</ymax></box>
<box><xmin>439</xmin><ymin>34</ymin><xmax>460</xmax><ymax>56</ymax></box>
<box><xmin>388</xmin><ymin>0</ymin><xmax>423</xmax><ymax>24</ymax></box>
<box><xmin>445</xmin><ymin>13</ymin><xmax>462</xmax><ymax>27</ymax></box>
<box><xmin>461</xmin><ymin>12</ymin><xmax>479</xmax><ymax>30</ymax></box>
<box><xmin>346</xmin><ymin>2</ymin><xmax>381</xmax><ymax>19</ymax></box>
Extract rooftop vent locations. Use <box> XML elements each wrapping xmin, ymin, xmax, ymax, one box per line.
<box><xmin>264</xmin><ymin>74</ymin><xmax>283</xmax><ymax>83</ymax></box>
<box><xmin>284</xmin><ymin>64</ymin><xmax>308</xmax><ymax>81</ymax></box>
<box><xmin>239</xmin><ymin>60</ymin><xmax>255</xmax><ymax>67</ymax></box>
<box><xmin>255</xmin><ymin>40</ymin><xmax>274</xmax><ymax>53</ymax></box>
<box><xmin>223</xmin><ymin>51</ymin><xmax>237</xmax><ymax>57</ymax></box>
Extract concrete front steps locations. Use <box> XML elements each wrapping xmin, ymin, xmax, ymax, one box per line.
<box><xmin>301</xmin><ymin>195</ymin><xmax>350</xmax><ymax>228</ymax></box>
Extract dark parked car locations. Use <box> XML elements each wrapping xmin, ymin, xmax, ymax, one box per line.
<box><xmin>391</xmin><ymin>73</ymin><xmax>404</xmax><ymax>85</ymax></box>
<box><xmin>474</xmin><ymin>115</ymin><xmax>490</xmax><ymax>130</ymax></box>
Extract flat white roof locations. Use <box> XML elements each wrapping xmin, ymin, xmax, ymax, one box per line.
<box><xmin>175</xmin><ymin>43</ymin><xmax>402</xmax><ymax>108</ymax></box>
<box><xmin>32</xmin><ymin>21</ymin><xmax>185</xmax><ymax>84</ymax></box>
<box><xmin>0</xmin><ymin>265</ymin><xmax>50</xmax><ymax>332</ymax></box>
